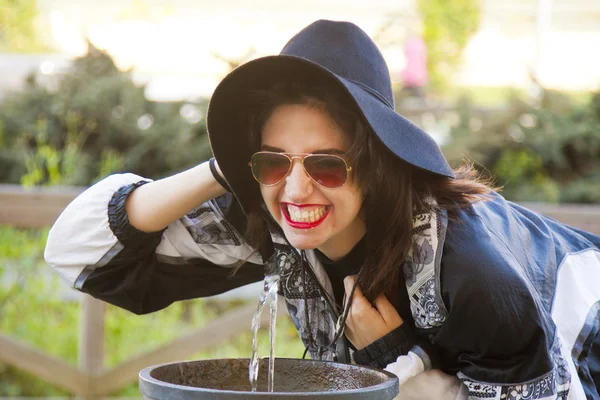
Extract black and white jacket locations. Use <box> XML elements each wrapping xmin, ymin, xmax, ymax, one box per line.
<box><xmin>45</xmin><ymin>173</ymin><xmax>600</xmax><ymax>400</ymax></box>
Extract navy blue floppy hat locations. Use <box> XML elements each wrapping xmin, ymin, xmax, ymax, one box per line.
<box><xmin>207</xmin><ymin>19</ymin><xmax>454</xmax><ymax>213</ymax></box>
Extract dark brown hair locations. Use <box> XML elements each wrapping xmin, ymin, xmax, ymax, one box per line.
<box><xmin>242</xmin><ymin>80</ymin><xmax>496</xmax><ymax>302</ymax></box>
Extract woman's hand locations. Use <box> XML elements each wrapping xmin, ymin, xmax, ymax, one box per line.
<box><xmin>343</xmin><ymin>275</ymin><xmax>403</xmax><ymax>350</ymax></box>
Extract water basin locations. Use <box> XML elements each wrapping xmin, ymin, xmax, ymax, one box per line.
<box><xmin>139</xmin><ymin>358</ymin><xmax>398</xmax><ymax>399</ymax></box>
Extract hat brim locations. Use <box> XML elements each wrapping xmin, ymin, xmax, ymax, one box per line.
<box><xmin>207</xmin><ymin>55</ymin><xmax>454</xmax><ymax>213</ymax></box>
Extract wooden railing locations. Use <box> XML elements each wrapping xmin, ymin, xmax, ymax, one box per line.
<box><xmin>1</xmin><ymin>184</ymin><xmax>600</xmax><ymax>397</ymax></box>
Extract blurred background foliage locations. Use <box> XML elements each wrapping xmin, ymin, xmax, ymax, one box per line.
<box><xmin>0</xmin><ymin>43</ymin><xmax>211</xmax><ymax>186</ymax></box>
<box><xmin>1</xmin><ymin>0</ymin><xmax>600</xmax><ymax>396</ymax></box>
<box><xmin>1</xmin><ymin>41</ymin><xmax>598</xmax><ymax>203</ymax></box>
<box><xmin>417</xmin><ymin>0</ymin><xmax>481</xmax><ymax>94</ymax></box>
<box><xmin>441</xmin><ymin>89</ymin><xmax>600</xmax><ymax>203</ymax></box>
<box><xmin>0</xmin><ymin>0</ymin><xmax>52</xmax><ymax>53</ymax></box>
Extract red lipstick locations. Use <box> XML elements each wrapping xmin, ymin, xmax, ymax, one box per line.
<box><xmin>281</xmin><ymin>203</ymin><xmax>330</xmax><ymax>229</ymax></box>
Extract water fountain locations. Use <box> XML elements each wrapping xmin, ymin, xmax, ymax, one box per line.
<box><xmin>139</xmin><ymin>273</ymin><xmax>398</xmax><ymax>399</ymax></box>
<box><xmin>139</xmin><ymin>357</ymin><xmax>399</xmax><ymax>399</ymax></box>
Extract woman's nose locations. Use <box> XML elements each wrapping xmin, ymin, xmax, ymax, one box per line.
<box><xmin>284</xmin><ymin>159</ymin><xmax>313</xmax><ymax>199</ymax></box>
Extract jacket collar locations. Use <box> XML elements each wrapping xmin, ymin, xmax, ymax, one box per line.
<box><xmin>266</xmin><ymin>208</ymin><xmax>449</xmax><ymax>360</ymax></box>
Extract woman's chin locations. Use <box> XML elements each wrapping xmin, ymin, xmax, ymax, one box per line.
<box><xmin>282</xmin><ymin>229</ymin><xmax>323</xmax><ymax>250</ymax></box>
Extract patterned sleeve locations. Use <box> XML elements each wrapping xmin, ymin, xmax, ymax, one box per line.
<box><xmin>436</xmin><ymin>220</ymin><xmax>573</xmax><ymax>400</ymax></box>
<box><xmin>45</xmin><ymin>173</ymin><xmax>264</xmax><ymax>314</ymax></box>
<box><xmin>378</xmin><ymin>256</ymin><xmax>572</xmax><ymax>400</ymax></box>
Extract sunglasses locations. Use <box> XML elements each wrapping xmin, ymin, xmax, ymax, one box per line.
<box><xmin>249</xmin><ymin>151</ymin><xmax>352</xmax><ymax>188</ymax></box>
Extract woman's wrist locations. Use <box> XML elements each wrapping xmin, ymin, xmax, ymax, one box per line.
<box><xmin>125</xmin><ymin>161</ymin><xmax>228</xmax><ymax>232</ymax></box>
<box><xmin>352</xmin><ymin>324</ymin><xmax>417</xmax><ymax>369</ymax></box>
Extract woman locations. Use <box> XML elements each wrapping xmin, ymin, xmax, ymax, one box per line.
<box><xmin>45</xmin><ymin>20</ymin><xmax>600</xmax><ymax>399</ymax></box>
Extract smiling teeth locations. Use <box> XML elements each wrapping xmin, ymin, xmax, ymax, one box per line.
<box><xmin>287</xmin><ymin>205</ymin><xmax>328</xmax><ymax>223</ymax></box>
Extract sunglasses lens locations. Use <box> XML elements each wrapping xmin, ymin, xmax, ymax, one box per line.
<box><xmin>251</xmin><ymin>153</ymin><xmax>291</xmax><ymax>185</ymax></box>
<box><xmin>304</xmin><ymin>155</ymin><xmax>348</xmax><ymax>188</ymax></box>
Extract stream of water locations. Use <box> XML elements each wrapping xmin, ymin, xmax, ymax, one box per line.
<box><xmin>249</xmin><ymin>273</ymin><xmax>280</xmax><ymax>392</ymax></box>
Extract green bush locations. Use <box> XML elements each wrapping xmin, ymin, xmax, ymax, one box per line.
<box><xmin>0</xmin><ymin>226</ymin><xmax>305</xmax><ymax>396</ymax></box>
<box><xmin>442</xmin><ymin>89</ymin><xmax>600</xmax><ymax>204</ymax></box>
<box><xmin>0</xmin><ymin>43</ymin><xmax>211</xmax><ymax>187</ymax></box>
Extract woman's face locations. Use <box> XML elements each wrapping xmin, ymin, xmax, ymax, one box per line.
<box><xmin>259</xmin><ymin>103</ymin><xmax>366</xmax><ymax>260</ymax></box>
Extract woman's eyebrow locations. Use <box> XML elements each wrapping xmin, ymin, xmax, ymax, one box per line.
<box><xmin>261</xmin><ymin>145</ymin><xmax>285</xmax><ymax>152</ymax></box>
<box><xmin>313</xmin><ymin>148</ymin><xmax>346</xmax><ymax>155</ymax></box>
<box><xmin>260</xmin><ymin>145</ymin><xmax>345</xmax><ymax>155</ymax></box>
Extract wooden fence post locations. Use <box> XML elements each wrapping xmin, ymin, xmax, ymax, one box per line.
<box><xmin>79</xmin><ymin>296</ymin><xmax>106</xmax><ymax>399</ymax></box>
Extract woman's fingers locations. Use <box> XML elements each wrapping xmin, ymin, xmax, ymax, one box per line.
<box><xmin>343</xmin><ymin>275</ymin><xmax>371</xmax><ymax>314</ymax></box>
<box><xmin>343</xmin><ymin>274</ymin><xmax>359</xmax><ymax>301</ymax></box>
<box><xmin>341</xmin><ymin>275</ymin><xmax>403</xmax><ymax>350</ymax></box>
<box><xmin>373</xmin><ymin>293</ymin><xmax>403</xmax><ymax>326</ymax></box>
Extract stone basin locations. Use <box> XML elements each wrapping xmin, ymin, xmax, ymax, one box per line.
<box><xmin>139</xmin><ymin>358</ymin><xmax>399</xmax><ymax>399</ymax></box>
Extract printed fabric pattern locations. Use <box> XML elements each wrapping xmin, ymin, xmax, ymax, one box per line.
<box><xmin>402</xmin><ymin>210</ymin><xmax>448</xmax><ymax>329</ymax></box>
<box><xmin>182</xmin><ymin>200</ymin><xmax>242</xmax><ymax>246</ymax></box>
<box><xmin>269</xmin><ymin>232</ymin><xmax>337</xmax><ymax>361</ymax></box>
<box><xmin>458</xmin><ymin>369</ymin><xmax>569</xmax><ymax>400</ymax></box>
<box><xmin>456</xmin><ymin>335</ymin><xmax>571</xmax><ymax>399</ymax></box>
<box><xmin>272</xmin><ymin>209</ymin><xmax>452</xmax><ymax>360</ymax></box>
